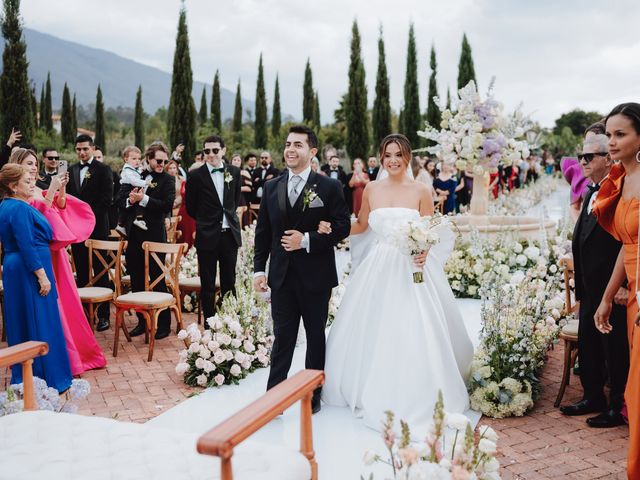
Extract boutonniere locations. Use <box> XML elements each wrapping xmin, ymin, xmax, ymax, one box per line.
<box><xmin>148</xmin><ymin>182</ymin><xmax>158</xmax><ymax>189</ymax></box>
<box><xmin>84</xmin><ymin>172</ymin><xmax>92</xmax><ymax>180</ymax></box>
<box><xmin>224</xmin><ymin>171</ymin><xmax>233</xmax><ymax>184</ymax></box>
<box><xmin>302</xmin><ymin>184</ymin><xmax>319</xmax><ymax>210</ymax></box>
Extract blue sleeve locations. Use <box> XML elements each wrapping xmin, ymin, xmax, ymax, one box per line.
<box><xmin>12</xmin><ymin>205</ymin><xmax>44</xmax><ymax>273</ymax></box>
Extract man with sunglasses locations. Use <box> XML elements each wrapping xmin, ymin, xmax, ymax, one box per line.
<box><xmin>67</xmin><ymin>134</ymin><xmax>114</xmax><ymax>332</ymax></box>
<box><xmin>185</xmin><ymin>135</ymin><xmax>242</xmax><ymax>320</ymax></box>
<box><xmin>561</xmin><ymin>134</ymin><xmax>629</xmax><ymax>428</ymax></box>
<box><xmin>37</xmin><ymin>147</ymin><xmax>60</xmax><ymax>189</ymax></box>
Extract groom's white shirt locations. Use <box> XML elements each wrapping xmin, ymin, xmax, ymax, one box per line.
<box><xmin>254</xmin><ymin>165</ymin><xmax>312</xmax><ymax>279</ymax></box>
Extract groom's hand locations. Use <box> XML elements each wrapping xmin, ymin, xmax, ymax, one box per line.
<box><xmin>281</xmin><ymin>230</ymin><xmax>303</xmax><ymax>251</ymax></box>
<box><xmin>253</xmin><ymin>275</ymin><xmax>268</xmax><ymax>293</ymax></box>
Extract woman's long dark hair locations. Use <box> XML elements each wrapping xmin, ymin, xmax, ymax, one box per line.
<box><xmin>605</xmin><ymin>103</ymin><xmax>640</xmax><ymax>135</ymax></box>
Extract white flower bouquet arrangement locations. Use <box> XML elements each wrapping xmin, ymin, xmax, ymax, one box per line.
<box><xmin>469</xmin><ymin>273</ymin><xmax>560</xmax><ymax>418</ymax></box>
<box><xmin>363</xmin><ymin>391</ymin><xmax>500</xmax><ymax>479</ymax></box>
<box><xmin>0</xmin><ymin>377</ymin><xmax>90</xmax><ymax>416</ymax></box>
<box><xmin>397</xmin><ymin>215</ymin><xmax>446</xmax><ymax>283</ymax></box>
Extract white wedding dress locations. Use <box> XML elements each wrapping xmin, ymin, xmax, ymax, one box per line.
<box><xmin>323</xmin><ymin>207</ymin><xmax>474</xmax><ymax>432</ymax></box>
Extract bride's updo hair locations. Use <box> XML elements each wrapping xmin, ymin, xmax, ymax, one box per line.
<box><xmin>0</xmin><ymin>163</ymin><xmax>28</xmax><ymax>198</ymax></box>
<box><xmin>379</xmin><ymin>134</ymin><xmax>412</xmax><ymax>168</ymax></box>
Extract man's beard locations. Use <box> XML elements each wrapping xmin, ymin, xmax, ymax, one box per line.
<box><xmin>261</xmin><ymin>161</ymin><xmax>268</xmax><ymax>167</ymax></box>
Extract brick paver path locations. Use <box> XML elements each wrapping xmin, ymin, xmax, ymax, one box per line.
<box><xmin>1</xmin><ymin>311</ymin><xmax>630</xmax><ymax>478</ymax></box>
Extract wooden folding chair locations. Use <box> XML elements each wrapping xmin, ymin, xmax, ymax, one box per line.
<box><xmin>555</xmin><ymin>256</ymin><xmax>580</xmax><ymax>408</ymax></box>
<box><xmin>249</xmin><ymin>203</ymin><xmax>260</xmax><ymax>223</ymax></box>
<box><xmin>166</xmin><ymin>215</ymin><xmax>182</xmax><ymax>243</ymax></box>
<box><xmin>0</xmin><ymin>341</ymin><xmax>49</xmax><ymax>410</ymax></box>
<box><xmin>77</xmin><ymin>239</ymin><xmax>126</xmax><ymax>331</ymax></box>
<box><xmin>113</xmin><ymin>241</ymin><xmax>187</xmax><ymax>361</ymax></box>
<box><xmin>236</xmin><ymin>206</ymin><xmax>248</xmax><ymax>230</ymax></box>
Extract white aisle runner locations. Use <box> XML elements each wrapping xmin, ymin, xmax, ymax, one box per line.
<box><xmin>149</xmin><ymin>184</ymin><xmax>570</xmax><ymax>479</ymax></box>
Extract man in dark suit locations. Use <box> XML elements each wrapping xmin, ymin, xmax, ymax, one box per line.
<box><xmin>185</xmin><ymin>135</ymin><xmax>242</xmax><ymax>320</ymax></box>
<box><xmin>36</xmin><ymin>147</ymin><xmax>60</xmax><ymax>189</ymax></box>
<box><xmin>117</xmin><ymin>142</ymin><xmax>176</xmax><ymax>339</ymax></box>
<box><xmin>66</xmin><ymin>134</ymin><xmax>114</xmax><ymax>332</ymax></box>
<box><xmin>252</xmin><ymin>151</ymin><xmax>280</xmax><ymax>204</ymax></box>
<box><xmin>254</xmin><ymin>125</ymin><xmax>351</xmax><ymax>413</ymax></box>
<box><xmin>561</xmin><ymin>134</ymin><xmax>629</xmax><ymax>427</ymax></box>
<box><xmin>366</xmin><ymin>156</ymin><xmax>380</xmax><ymax>181</ymax></box>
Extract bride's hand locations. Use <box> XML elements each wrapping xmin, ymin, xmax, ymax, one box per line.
<box><xmin>412</xmin><ymin>251</ymin><xmax>427</xmax><ymax>268</ymax></box>
<box><xmin>317</xmin><ymin>221</ymin><xmax>332</xmax><ymax>235</ymax></box>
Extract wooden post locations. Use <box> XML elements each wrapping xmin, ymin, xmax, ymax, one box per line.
<box><xmin>300</xmin><ymin>392</ymin><xmax>317</xmax><ymax>480</ymax></box>
<box><xmin>22</xmin><ymin>358</ymin><xmax>36</xmax><ymax>411</ymax></box>
<box><xmin>220</xmin><ymin>458</ymin><xmax>233</xmax><ymax>480</ymax></box>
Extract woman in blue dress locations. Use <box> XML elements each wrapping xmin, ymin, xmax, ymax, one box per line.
<box><xmin>0</xmin><ymin>164</ymin><xmax>72</xmax><ymax>392</ymax></box>
<box><xmin>433</xmin><ymin>162</ymin><xmax>458</xmax><ymax>214</ymax></box>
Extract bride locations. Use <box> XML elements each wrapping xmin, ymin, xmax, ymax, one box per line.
<box><xmin>322</xmin><ymin>134</ymin><xmax>474</xmax><ymax>432</ymax></box>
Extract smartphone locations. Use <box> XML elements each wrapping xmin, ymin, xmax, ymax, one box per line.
<box><xmin>58</xmin><ymin>160</ymin><xmax>68</xmax><ymax>176</ymax></box>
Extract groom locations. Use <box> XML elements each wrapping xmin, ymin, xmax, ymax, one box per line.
<box><xmin>254</xmin><ymin>125</ymin><xmax>350</xmax><ymax>413</ymax></box>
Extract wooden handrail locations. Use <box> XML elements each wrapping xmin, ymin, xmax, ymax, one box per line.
<box><xmin>0</xmin><ymin>341</ymin><xmax>49</xmax><ymax>411</ymax></box>
<box><xmin>197</xmin><ymin>369</ymin><xmax>324</xmax><ymax>480</ymax></box>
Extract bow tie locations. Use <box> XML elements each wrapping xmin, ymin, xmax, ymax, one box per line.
<box><xmin>79</xmin><ymin>163</ymin><xmax>90</xmax><ymax>169</ymax></box>
<box><xmin>211</xmin><ymin>167</ymin><xmax>224</xmax><ymax>173</ymax></box>
<box><xmin>588</xmin><ymin>183</ymin><xmax>600</xmax><ymax>193</ymax></box>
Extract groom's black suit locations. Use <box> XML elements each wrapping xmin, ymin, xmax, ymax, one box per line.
<box><xmin>572</xmin><ymin>185</ymin><xmax>628</xmax><ymax>409</ymax></box>
<box><xmin>254</xmin><ymin>170</ymin><xmax>350</xmax><ymax>398</ymax></box>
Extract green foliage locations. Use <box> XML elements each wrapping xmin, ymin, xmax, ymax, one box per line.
<box><xmin>38</xmin><ymin>84</ymin><xmax>44</xmax><ymax>129</ymax></box>
<box><xmin>198</xmin><ymin>85</ymin><xmax>207</xmax><ymax>125</ymax></box>
<box><xmin>457</xmin><ymin>33</ymin><xmax>477</xmax><ymax>90</ymax></box>
<box><xmin>403</xmin><ymin>23</ymin><xmax>420</xmax><ymax>147</ymax></box>
<box><xmin>42</xmin><ymin>71</ymin><xmax>53</xmax><ymax>131</ymax></box>
<box><xmin>446</xmin><ymin>86</ymin><xmax>452</xmax><ymax>110</ymax></box>
<box><xmin>211</xmin><ymin>70</ymin><xmax>221</xmax><ymax>132</ymax></box>
<box><xmin>232</xmin><ymin>80</ymin><xmax>242</xmax><ymax>132</ymax></box>
<box><xmin>167</xmin><ymin>6</ymin><xmax>197</xmax><ymax>163</ymax></box>
<box><xmin>553</xmin><ymin>109</ymin><xmax>603</xmax><ymax>136</ymax></box>
<box><xmin>319</xmin><ymin>123</ymin><xmax>346</xmax><ymax>150</ymax></box>
<box><xmin>60</xmin><ymin>82</ymin><xmax>74</xmax><ymax>146</ymax></box>
<box><xmin>0</xmin><ymin>0</ymin><xmax>34</xmax><ymax>141</ymax></box>
<box><xmin>302</xmin><ymin>58</ymin><xmax>314</xmax><ymax>124</ymax></box>
<box><xmin>542</xmin><ymin>126</ymin><xmax>580</xmax><ymax>158</ymax></box>
<box><xmin>71</xmin><ymin>93</ymin><xmax>77</xmax><ymax>134</ymax></box>
<box><xmin>254</xmin><ymin>54</ymin><xmax>268</xmax><ymax>149</ymax></box>
<box><xmin>346</xmin><ymin>20</ymin><xmax>369</xmax><ymax>159</ymax></box>
<box><xmin>94</xmin><ymin>84</ymin><xmax>106</xmax><ymax>153</ymax></box>
<box><xmin>313</xmin><ymin>91</ymin><xmax>321</xmax><ymax>132</ymax></box>
<box><xmin>134</xmin><ymin>85</ymin><xmax>144</xmax><ymax>149</ymax></box>
<box><xmin>426</xmin><ymin>44</ymin><xmax>441</xmax><ymax>129</ymax></box>
<box><xmin>271</xmin><ymin>74</ymin><xmax>281</xmax><ymax>139</ymax></box>
<box><xmin>372</xmin><ymin>26</ymin><xmax>391</xmax><ymax>148</ymax></box>
<box><xmin>29</xmin><ymin>82</ymin><xmax>36</xmax><ymax>131</ymax></box>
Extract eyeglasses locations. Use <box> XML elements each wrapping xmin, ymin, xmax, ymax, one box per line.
<box><xmin>46</xmin><ymin>156</ymin><xmax>60</xmax><ymax>161</ymax></box>
<box><xmin>203</xmin><ymin>148</ymin><xmax>221</xmax><ymax>155</ymax></box>
<box><xmin>577</xmin><ymin>152</ymin><xmax>608</xmax><ymax>163</ymax></box>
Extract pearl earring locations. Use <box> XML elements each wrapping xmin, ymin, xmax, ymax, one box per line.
<box><xmin>636</xmin><ymin>151</ymin><xmax>640</xmax><ymax>163</ymax></box>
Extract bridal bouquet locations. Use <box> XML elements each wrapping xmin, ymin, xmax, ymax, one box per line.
<box><xmin>397</xmin><ymin>215</ymin><xmax>446</xmax><ymax>283</ymax></box>
<box><xmin>363</xmin><ymin>391</ymin><xmax>500</xmax><ymax>479</ymax></box>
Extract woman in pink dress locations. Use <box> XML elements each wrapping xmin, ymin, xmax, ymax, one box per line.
<box><xmin>10</xmin><ymin>148</ymin><xmax>106</xmax><ymax>375</ymax></box>
<box><xmin>348</xmin><ymin>158</ymin><xmax>370</xmax><ymax>215</ymax></box>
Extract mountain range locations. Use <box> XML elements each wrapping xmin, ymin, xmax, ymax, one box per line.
<box><xmin>22</xmin><ymin>28</ymin><xmax>252</xmax><ymax>119</ymax></box>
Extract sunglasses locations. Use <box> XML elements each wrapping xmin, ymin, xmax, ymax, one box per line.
<box><xmin>155</xmin><ymin>159</ymin><xmax>169</xmax><ymax>165</ymax></box>
<box><xmin>203</xmin><ymin>148</ymin><xmax>221</xmax><ymax>155</ymax></box>
<box><xmin>46</xmin><ymin>156</ymin><xmax>60</xmax><ymax>161</ymax></box>
<box><xmin>577</xmin><ymin>152</ymin><xmax>608</xmax><ymax>163</ymax></box>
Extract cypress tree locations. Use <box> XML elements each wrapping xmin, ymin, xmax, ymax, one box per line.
<box><xmin>271</xmin><ymin>74</ymin><xmax>281</xmax><ymax>139</ymax></box>
<box><xmin>42</xmin><ymin>71</ymin><xmax>53</xmax><ymax>131</ymax></box>
<box><xmin>426</xmin><ymin>44</ymin><xmax>441</xmax><ymax>129</ymax></box>
<box><xmin>403</xmin><ymin>23</ymin><xmax>420</xmax><ymax>146</ymax></box>
<box><xmin>346</xmin><ymin>20</ymin><xmax>369</xmax><ymax>159</ymax></box>
<box><xmin>60</xmin><ymin>82</ymin><xmax>74</xmax><ymax>146</ymax></box>
<box><xmin>167</xmin><ymin>5</ymin><xmax>197</xmax><ymax>163</ymax></box>
<box><xmin>0</xmin><ymin>0</ymin><xmax>34</xmax><ymax>141</ymax></box>
<box><xmin>232</xmin><ymin>79</ymin><xmax>242</xmax><ymax>132</ymax></box>
<box><xmin>302</xmin><ymin>58</ymin><xmax>314</xmax><ymax>124</ymax></box>
<box><xmin>446</xmin><ymin>87</ymin><xmax>452</xmax><ymax>110</ymax></box>
<box><xmin>71</xmin><ymin>93</ymin><xmax>77</xmax><ymax>134</ymax></box>
<box><xmin>254</xmin><ymin>53</ymin><xmax>267</xmax><ymax>148</ymax></box>
<box><xmin>198</xmin><ymin>86</ymin><xmax>207</xmax><ymax>125</ymax></box>
<box><xmin>457</xmin><ymin>33</ymin><xmax>477</xmax><ymax>90</ymax></box>
<box><xmin>94</xmin><ymin>84</ymin><xmax>106</xmax><ymax>153</ymax></box>
<box><xmin>313</xmin><ymin>91</ymin><xmax>321</xmax><ymax>131</ymax></box>
<box><xmin>38</xmin><ymin>84</ymin><xmax>44</xmax><ymax>128</ymax></box>
<box><xmin>29</xmin><ymin>83</ymin><xmax>36</xmax><ymax>130</ymax></box>
<box><xmin>210</xmin><ymin>70</ymin><xmax>221</xmax><ymax>132</ymax></box>
<box><xmin>372</xmin><ymin>25</ymin><xmax>391</xmax><ymax>148</ymax></box>
<box><xmin>134</xmin><ymin>85</ymin><xmax>144</xmax><ymax>150</ymax></box>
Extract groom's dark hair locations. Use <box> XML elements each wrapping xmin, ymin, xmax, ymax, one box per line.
<box><xmin>288</xmin><ymin>125</ymin><xmax>318</xmax><ymax>149</ymax></box>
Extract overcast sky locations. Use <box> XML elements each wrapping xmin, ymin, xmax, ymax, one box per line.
<box><xmin>21</xmin><ymin>0</ymin><xmax>640</xmax><ymax>127</ymax></box>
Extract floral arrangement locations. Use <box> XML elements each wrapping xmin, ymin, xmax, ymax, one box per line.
<box><xmin>488</xmin><ymin>175</ymin><xmax>562</xmax><ymax>216</ymax></box>
<box><xmin>397</xmin><ymin>215</ymin><xmax>445</xmax><ymax>283</ymax></box>
<box><xmin>176</xmin><ymin>224</ymin><xmax>275</xmax><ymax>387</ymax></box>
<box><xmin>468</xmin><ymin>272</ymin><xmax>562</xmax><ymax>418</ymax></box>
<box><xmin>180</xmin><ymin>246</ymin><xmax>200</xmax><ymax>312</ymax></box>
<box><xmin>418</xmin><ymin>80</ymin><xmax>530</xmax><ymax>175</ymax></box>
<box><xmin>363</xmin><ymin>391</ymin><xmax>500</xmax><ymax>479</ymax></box>
<box><xmin>0</xmin><ymin>377</ymin><xmax>90</xmax><ymax>416</ymax></box>
<box><xmin>327</xmin><ymin>262</ymin><xmax>350</xmax><ymax>327</ymax></box>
